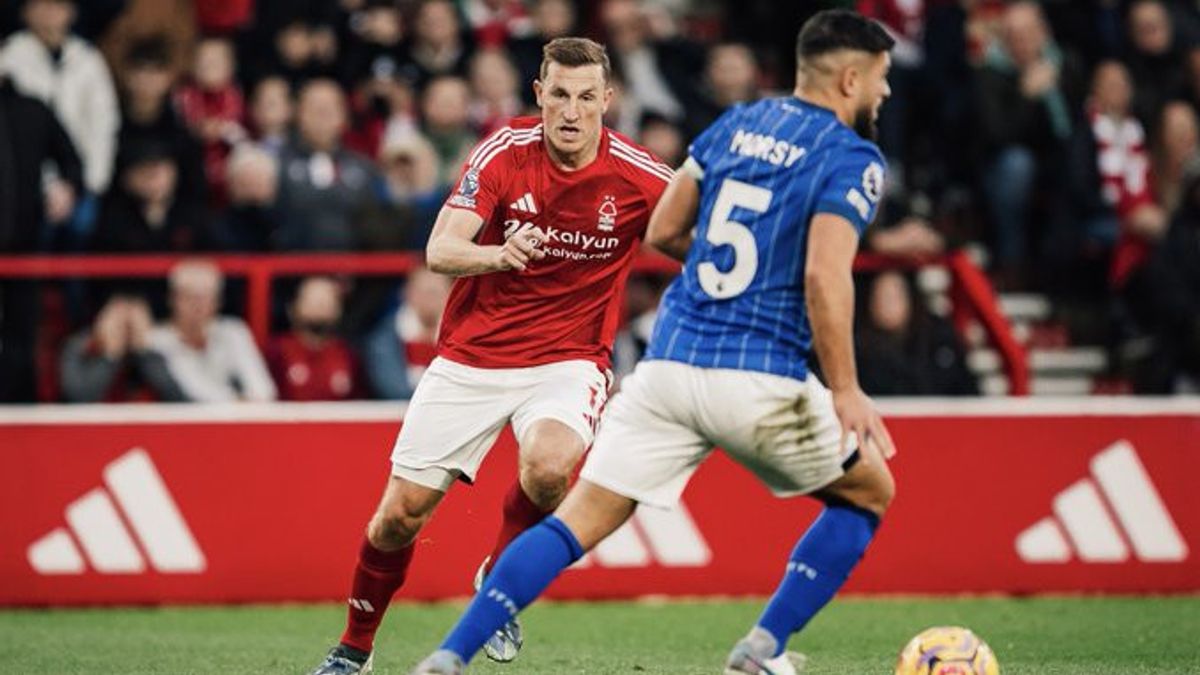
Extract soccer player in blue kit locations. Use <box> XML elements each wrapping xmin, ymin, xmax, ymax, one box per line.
<box><xmin>412</xmin><ymin>10</ymin><xmax>898</xmax><ymax>674</ymax></box>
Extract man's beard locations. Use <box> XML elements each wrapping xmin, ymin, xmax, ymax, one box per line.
<box><xmin>853</xmin><ymin>105</ymin><xmax>877</xmax><ymax>141</ymax></box>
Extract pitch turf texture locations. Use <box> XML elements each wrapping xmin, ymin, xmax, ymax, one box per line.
<box><xmin>1</xmin><ymin>597</ymin><xmax>1197</xmax><ymax>674</ymax></box>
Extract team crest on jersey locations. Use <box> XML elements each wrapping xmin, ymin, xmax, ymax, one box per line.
<box><xmin>597</xmin><ymin>195</ymin><xmax>617</xmax><ymax>232</ymax></box>
<box><xmin>448</xmin><ymin>166</ymin><xmax>481</xmax><ymax>208</ymax></box>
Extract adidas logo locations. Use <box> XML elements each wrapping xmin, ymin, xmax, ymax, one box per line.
<box><xmin>509</xmin><ymin>192</ymin><xmax>538</xmax><ymax>214</ymax></box>
<box><xmin>27</xmin><ymin>449</ymin><xmax>205</xmax><ymax>575</ymax></box>
<box><xmin>1015</xmin><ymin>440</ymin><xmax>1187</xmax><ymax>563</ymax></box>
<box><xmin>574</xmin><ymin>501</ymin><xmax>711</xmax><ymax>569</ymax></box>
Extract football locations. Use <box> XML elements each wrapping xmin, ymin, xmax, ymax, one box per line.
<box><xmin>895</xmin><ymin>626</ymin><xmax>1000</xmax><ymax>675</ymax></box>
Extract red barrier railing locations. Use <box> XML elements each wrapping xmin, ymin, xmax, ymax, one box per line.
<box><xmin>0</xmin><ymin>250</ymin><xmax>1029</xmax><ymax>395</ymax></box>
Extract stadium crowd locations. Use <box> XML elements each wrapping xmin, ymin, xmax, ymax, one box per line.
<box><xmin>1</xmin><ymin>0</ymin><xmax>1199</xmax><ymax>403</ymax></box>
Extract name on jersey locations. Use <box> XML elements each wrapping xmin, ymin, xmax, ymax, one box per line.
<box><xmin>505</xmin><ymin>219</ymin><xmax>620</xmax><ymax>260</ymax></box>
<box><xmin>728</xmin><ymin>129</ymin><xmax>807</xmax><ymax>167</ymax></box>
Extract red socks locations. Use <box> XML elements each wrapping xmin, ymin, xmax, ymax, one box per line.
<box><xmin>339</xmin><ymin>537</ymin><xmax>415</xmax><ymax>653</ymax></box>
<box><xmin>483</xmin><ymin>480</ymin><xmax>551</xmax><ymax>576</ymax></box>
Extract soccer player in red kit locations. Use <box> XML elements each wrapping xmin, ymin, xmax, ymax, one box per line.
<box><xmin>308</xmin><ymin>37</ymin><xmax>672</xmax><ymax>675</ymax></box>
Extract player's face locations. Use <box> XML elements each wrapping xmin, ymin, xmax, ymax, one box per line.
<box><xmin>853</xmin><ymin>52</ymin><xmax>891</xmax><ymax>141</ymax></box>
<box><xmin>535</xmin><ymin>62</ymin><xmax>612</xmax><ymax>159</ymax></box>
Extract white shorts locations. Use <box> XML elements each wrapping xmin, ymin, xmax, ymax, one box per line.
<box><xmin>580</xmin><ymin>360</ymin><xmax>856</xmax><ymax>508</ymax></box>
<box><xmin>391</xmin><ymin>357</ymin><xmax>610</xmax><ymax>491</ymax></box>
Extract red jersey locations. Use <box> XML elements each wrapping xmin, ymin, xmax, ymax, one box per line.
<box><xmin>266</xmin><ymin>334</ymin><xmax>360</xmax><ymax>401</ymax></box>
<box><xmin>439</xmin><ymin>117</ymin><xmax>672</xmax><ymax>369</ymax></box>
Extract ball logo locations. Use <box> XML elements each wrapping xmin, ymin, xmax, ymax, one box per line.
<box><xmin>862</xmin><ymin>162</ymin><xmax>884</xmax><ymax>203</ymax></box>
<box><xmin>597</xmin><ymin>195</ymin><xmax>618</xmax><ymax>232</ymax></box>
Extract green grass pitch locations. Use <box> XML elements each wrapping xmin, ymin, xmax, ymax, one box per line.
<box><xmin>1</xmin><ymin>596</ymin><xmax>1198</xmax><ymax>673</ymax></box>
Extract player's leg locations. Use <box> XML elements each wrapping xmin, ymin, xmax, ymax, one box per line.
<box><xmin>412</xmin><ymin>481</ymin><xmax>637</xmax><ymax>673</ymax></box>
<box><xmin>471</xmin><ymin>362</ymin><xmax>606</xmax><ymax>661</ymax></box>
<box><xmin>310</xmin><ymin>358</ymin><xmax>514</xmax><ymax>674</ymax></box>
<box><xmin>480</xmin><ymin>417</ymin><xmax>587</xmax><ymax>578</ymax></box>
<box><xmin>716</xmin><ymin>373</ymin><xmax>896</xmax><ymax>673</ymax></box>
<box><xmin>412</xmin><ymin>361</ymin><xmax>710</xmax><ymax>673</ymax></box>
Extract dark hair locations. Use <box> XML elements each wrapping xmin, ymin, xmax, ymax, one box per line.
<box><xmin>125</xmin><ymin>35</ymin><xmax>172</xmax><ymax>68</ymax></box>
<box><xmin>540</xmin><ymin>37</ymin><xmax>611</xmax><ymax>82</ymax></box>
<box><xmin>796</xmin><ymin>9</ymin><xmax>894</xmax><ymax>63</ymax></box>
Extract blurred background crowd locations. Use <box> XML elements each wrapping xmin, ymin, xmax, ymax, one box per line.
<box><xmin>1</xmin><ymin>0</ymin><xmax>1199</xmax><ymax>404</ymax></box>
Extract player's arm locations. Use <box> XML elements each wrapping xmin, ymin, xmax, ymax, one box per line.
<box><xmin>646</xmin><ymin>160</ymin><xmax>701</xmax><ymax>262</ymax></box>
<box><xmin>425</xmin><ymin>206</ymin><xmax>546</xmax><ymax>276</ymax></box>
<box><xmin>805</xmin><ymin>214</ymin><xmax>896</xmax><ymax>459</ymax></box>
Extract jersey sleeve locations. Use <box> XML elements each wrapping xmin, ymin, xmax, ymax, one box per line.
<box><xmin>686</xmin><ymin>104</ymin><xmax>742</xmax><ymax>177</ymax></box>
<box><xmin>814</xmin><ymin>142</ymin><xmax>886</xmax><ymax>235</ymax></box>
<box><xmin>444</xmin><ymin>128</ymin><xmax>515</xmax><ymax>220</ymax></box>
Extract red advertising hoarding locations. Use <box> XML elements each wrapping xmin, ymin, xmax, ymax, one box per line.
<box><xmin>1</xmin><ymin>400</ymin><xmax>1197</xmax><ymax>605</ymax></box>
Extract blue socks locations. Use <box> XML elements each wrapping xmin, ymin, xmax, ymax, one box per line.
<box><xmin>440</xmin><ymin>516</ymin><xmax>584</xmax><ymax>662</ymax></box>
<box><xmin>756</xmin><ymin>504</ymin><xmax>880</xmax><ymax>656</ymax></box>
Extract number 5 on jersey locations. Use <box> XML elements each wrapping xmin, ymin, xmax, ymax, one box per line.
<box><xmin>697</xmin><ymin>178</ymin><xmax>773</xmax><ymax>299</ymax></box>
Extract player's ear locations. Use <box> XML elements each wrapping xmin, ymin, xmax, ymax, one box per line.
<box><xmin>840</xmin><ymin>63</ymin><xmax>860</xmax><ymax>99</ymax></box>
<box><xmin>602</xmin><ymin>85</ymin><xmax>613</xmax><ymax>114</ymax></box>
<box><xmin>533</xmin><ymin>79</ymin><xmax>544</xmax><ymax>108</ymax></box>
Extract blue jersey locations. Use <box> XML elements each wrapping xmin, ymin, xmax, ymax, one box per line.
<box><xmin>645</xmin><ymin>96</ymin><xmax>886</xmax><ymax>380</ymax></box>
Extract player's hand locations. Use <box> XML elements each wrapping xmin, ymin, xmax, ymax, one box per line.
<box><xmin>832</xmin><ymin>386</ymin><xmax>896</xmax><ymax>461</ymax></box>
<box><xmin>497</xmin><ymin>222</ymin><xmax>547</xmax><ymax>271</ymax></box>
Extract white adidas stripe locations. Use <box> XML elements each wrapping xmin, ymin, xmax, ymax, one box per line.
<box><xmin>476</xmin><ymin>132</ymin><xmax>543</xmax><ymax>171</ymax></box>
<box><xmin>573</xmin><ymin>501</ymin><xmax>711</xmax><ymax>569</ymax></box>
<box><xmin>467</xmin><ymin>125</ymin><xmax>542</xmax><ymax>166</ymax></box>
<box><xmin>610</xmin><ymin>146</ymin><xmax>673</xmax><ymax>183</ymax></box>
<box><xmin>105</xmin><ymin>449</ymin><xmax>206</xmax><ymax>572</ymax></box>
<box><xmin>609</xmin><ymin>135</ymin><xmax>674</xmax><ymax>179</ymax></box>
<box><xmin>1014</xmin><ymin>440</ymin><xmax>1187</xmax><ymax>564</ymax></box>
<box><xmin>26</xmin><ymin>449</ymin><xmax>206</xmax><ymax>576</ymax></box>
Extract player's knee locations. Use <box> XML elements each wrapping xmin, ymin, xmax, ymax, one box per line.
<box><xmin>857</xmin><ymin>467</ymin><xmax>896</xmax><ymax>518</ymax></box>
<box><xmin>371</xmin><ymin>501</ymin><xmax>432</xmax><ymax>547</ymax></box>
<box><xmin>519</xmin><ymin>453</ymin><xmax>575</xmax><ymax>508</ymax></box>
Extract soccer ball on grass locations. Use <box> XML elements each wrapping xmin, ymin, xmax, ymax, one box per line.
<box><xmin>894</xmin><ymin>625</ymin><xmax>1000</xmax><ymax>675</ymax></box>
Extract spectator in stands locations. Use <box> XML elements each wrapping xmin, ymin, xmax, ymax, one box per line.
<box><xmin>1131</xmin><ymin>157</ymin><xmax>1200</xmax><ymax>392</ymax></box>
<box><xmin>865</xmin><ymin>214</ymin><xmax>946</xmax><ymax>260</ymax></box>
<box><xmin>0</xmin><ymin>0</ymin><xmax>119</xmax><ymax>247</ymax></box>
<box><xmin>363</xmin><ymin>267</ymin><xmax>449</xmax><ymax>399</ymax></box>
<box><xmin>1124</xmin><ymin>0</ymin><xmax>1189</xmax><ymax>131</ymax></box>
<box><xmin>211</xmin><ymin>144</ymin><xmax>280</xmax><ymax>252</ymax></box>
<box><xmin>259</xmin><ymin>18</ymin><xmax>339</xmax><ymax>90</ymax></box>
<box><xmin>469</xmin><ymin>47</ymin><xmax>522</xmax><ymax>135</ymax></box>
<box><xmin>275</xmin><ymin>79</ymin><xmax>384</xmax><ymax>251</ymax></box>
<box><xmin>603</xmin><ymin>70</ymin><xmax>644</xmax><ymax>138</ymax></box>
<box><xmin>148</xmin><ymin>260</ymin><xmax>277</xmax><ymax>402</ymax></box>
<box><xmin>116</xmin><ymin>35</ymin><xmax>207</xmax><ymax>211</ymax></box>
<box><xmin>465</xmin><ymin>0</ymin><xmax>530</xmax><ymax>48</ymax></box>
<box><xmin>855</xmin><ymin>271</ymin><xmax>978</xmax><ymax>396</ymax></box>
<box><xmin>695</xmin><ymin>42</ymin><xmax>760</xmax><ymax>132</ymax></box>
<box><xmin>976</xmin><ymin>0</ymin><xmax>1084</xmax><ymax>286</ymax></box>
<box><xmin>639</xmin><ymin>114</ymin><xmax>685</xmax><ymax>168</ymax></box>
<box><xmin>92</xmin><ymin>138</ymin><xmax>207</xmax><ymax>254</ymax></box>
<box><xmin>406</xmin><ymin>0</ymin><xmax>474</xmax><ymax>88</ymax></box>
<box><xmin>338</xmin><ymin>0</ymin><xmax>406</xmax><ymax>88</ymax></box>
<box><xmin>420</xmin><ymin>75</ymin><xmax>478</xmax><ymax>186</ymax></box>
<box><xmin>175</xmin><ymin>35</ymin><xmax>247</xmax><ymax>206</ymax></box>
<box><xmin>601</xmin><ymin>0</ymin><xmax>705</xmax><ymax>131</ymax></box>
<box><xmin>267</xmin><ymin>276</ymin><xmax>362</xmax><ymax>401</ymax></box>
<box><xmin>507</xmin><ymin>0</ymin><xmax>575</xmax><ymax>106</ymax></box>
<box><xmin>0</xmin><ymin>74</ymin><xmax>83</xmax><ymax>403</ymax></box>
<box><xmin>59</xmin><ymin>295</ymin><xmax>184</xmax><ymax>402</ymax></box>
<box><xmin>1152</xmin><ymin>100</ymin><xmax>1199</xmax><ymax>213</ymax></box>
<box><xmin>1067</xmin><ymin>61</ymin><xmax>1165</xmax><ymax>292</ymax></box>
<box><xmin>370</xmin><ymin>128</ymin><xmax>444</xmax><ymax>250</ymax></box>
<box><xmin>248</xmin><ymin>76</ymin><xmax>294</xmax><ymax>155</ymax></box>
